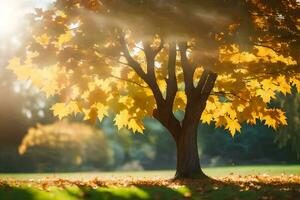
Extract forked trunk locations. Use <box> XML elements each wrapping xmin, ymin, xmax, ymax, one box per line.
<box><xmin>174</xmin><ymin>124</ymin><xmax>207</xmax><ymax>179</ymax></box>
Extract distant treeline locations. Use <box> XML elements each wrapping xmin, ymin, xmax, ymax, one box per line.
<box><xmin>0</xmin><ymin>117</ymin><xmax>298</xmax><ymax>173</ymax></box>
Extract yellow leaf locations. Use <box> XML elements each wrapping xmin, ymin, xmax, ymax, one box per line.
<box><xmin>257</xmin><ymin>89</ymin><xmax>275</xmax><ymax>103</ymax></box>
<box><xmin>95</xmin><ymin>103</ymin><xmax>108</xmax><ymax>121</ymax></box>
<box><xmin>291</xmin><ymin>77</ymin><xmax>300</xmax><ymax>92</ymax></box>
<box><xmin>246</xmin><ymin>79</ymin><xmax>260</xmax><ymax>89</ymax></box>
<box><xmin>56</xmin><ymin>31</ymin><xmax>72</xmax><ymax>48</ymax></box>
<box><xmin>206</xmin><ymin>100</ymin><xmax>217</xmax><ymax>111</ymax></box>
<box><xmin>277</xmin><ymin>109</ymin><xmax>288</xmax><ymax>126</ymax></box>
<box><xmin>128</xmin><ymin>119</ymin><xmax>144</xmax><ymax>133</ymax></box>
<box><xmin>201</xmin><ymin>112</ymin><xmax>213</xmax><ymax>124</ymax></box>
<box><xmin>119</xmin><ymin>96</ymin><xmax>134</xmax><ymax>108</ymax></box>
<box><xmin>237</xmin><ymin>104</ymin><xmax>246</xmax><ymax>112</ymax></box>
<box><xmin>276</xmin><ymin>76</ymin><xmax>291</xmax><ymax>95</ymax></box>
<box><xmin>261</xmin><ymin>79</ymin><xmax>277</xmax><ymax>91</ymax></box>
<box><xmin>227</xmin><ymin>106</ymin><xmax>237</xmax><ymax>119</ymax></box>
<box><xmin>225</xmin><ymin>118</ymin><xmax>241</xmax><ymax>136</ymax></box>
<box><xmin>42</xmin><ymin>82</ymin><xmax>59</xmax><ymax>97</ymax></box>
<box><xmin>263</xmin><ymin>115</ymin><xmax>277</xmax><ymax>129</ymax></box>
<box><xmin>34</xmin><ymin>33</ymin><xmax>50</xmax><ymax>46</ymax></box>
<box><xmin>7</xmin><ymin>58</ymin><xmax>32</xmax><ymax>80</ymax></box>
<box><xmin>114</xmin><ymin>110</ymin><xmax>130</xmax><ymax>130</ymax></box>
<box><xmin>68</xmin><ymin>101</ymin><xmax>81</xmax><ymax>115</ymax></box>
<box><xmin>85</xmin><ymin>107</ymin><xmax>98</xmax><ymax>123</ymax></box>
<box><xmin>215</xmin><ymin>116</ymin><xmax>227</xmax><ymax>128</ymax></box>
<box><xmin>51</xmin><ymin>101</ymin><xmax>81</xmax><ymax>119</ymax></box>
<box><xmin>7</xmin><ymin>57</ymin><xmax>21</xmax><ymax>70</ymax></box>
<box><xmin>51</xmin><ymin>103</ymin><xmax>70</xmax><ymax>119</ymax></box>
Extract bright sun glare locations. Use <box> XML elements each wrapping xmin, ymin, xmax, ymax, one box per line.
<box><xmin>0</xmin><ymin>2</ymin><xmax>19</xmax><ymax>37</ymax></box>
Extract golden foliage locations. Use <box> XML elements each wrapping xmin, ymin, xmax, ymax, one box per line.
<box><xmin>7</xmin><ymin>0</ymin><xmax>300</xmax><ymax>136</ymax></box>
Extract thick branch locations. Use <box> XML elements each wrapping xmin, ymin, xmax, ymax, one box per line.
<box><xmin>178</xmin><ymin>42</ymin><xmax>195</xmax><ymax>98</ymax></box>
<box><xmin>143</xmin><ymin>41</ymin><xmax>165</xmax><ymax>106</ymax></box>
<box><xmin>143</xmin><ymin>42</ymin><xmax>156</xmax><ymax>77</ymax></box>
<box><xmin>199</xmin><ymin>72</ymin><xmax>218</xmax><ymax>101</ymax></box>
<box><xmin>118</xmin><ymin>33</ymin><xmax>180</xmax><ymax>139</ymax></box>
<box><xmin>182</xmin><ymin>71</ymin><xmax>217</xmax><ymax>132</ymax></box>
<box><xmin>195</xmin><ymin>70</ymin><xmax>210</xmax><ymax>94</ymax></box>
<box><xmin>119</xmin><ymin>33</ymin><xmax>164</xmax><ymax>107</ymax></box>
<box><xmin>119</xmin><ymin>34</ymin><xmax>148</xmax><ymax>81</ymax></box>
<box><xmin>166</xmin><ymin>42</ymin><xmax>178</xmax><ymax>107</ymax></box>
<box><xmin>152</xmin><ymin>42</ymin><xmax>181</xmax><ymax>140</ymax></box>
<box><xmin>153</xmin><ymin>38</ymin><xmax>164</xmax><ymax>56</ymax></box>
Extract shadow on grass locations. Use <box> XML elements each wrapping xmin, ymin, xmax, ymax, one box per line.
<box><xmin>174</xmin><ymin>178</ymin><xmax>300</xmax><ymax>200</ymax></box>
<box><xmin>66</xmin><ymin>186</ymin><xmax>188</xmax><ymax>200</ymax></box>
<box><xmin>0</xmin><ymin>178</ymin><xmax>300</xmax><ymax>200</ymax></box>
<box><xmin>0</xmin><ymin>184</ymin><xmax>34</xmax><ymax>200</ymax></box>
<box><xmin>0</xmin><ymin>184</ymin><xmax>187</xmax><ymax>200</ymax></box>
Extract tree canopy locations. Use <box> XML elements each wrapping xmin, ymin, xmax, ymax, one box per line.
<box><xmin>8</xmin><ymin>0</ymin><xmax>300</xmax><ymax>136</ymax></box>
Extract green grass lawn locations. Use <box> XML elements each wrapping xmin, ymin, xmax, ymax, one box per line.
<box><xmin>0</xmin><ymin>165</ymin><xmax>300</xmax><ymax>200</ymax></box>
<box><xmin>0</xmin><ymin>165</ymin><xmax>299</xmax><ymax>180</ymax></box>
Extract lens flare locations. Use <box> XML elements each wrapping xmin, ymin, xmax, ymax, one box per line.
<box><xmin>0</xmin><ymin>2</ymin><xmax>19</xmax><ymax>36</ymax></box>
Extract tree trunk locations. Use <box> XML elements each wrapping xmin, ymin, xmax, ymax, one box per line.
<box><xmin>153</xmin><ymin>70</ymin><xmax>217</xmax><ymax>179</ymax></box>
<box><xmin>174</xmin><ymin>123</ymin><xmax>207</xmax><ymax>179</ymax></box>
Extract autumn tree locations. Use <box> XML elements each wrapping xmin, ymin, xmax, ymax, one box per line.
<box><xmin>19</xmin><ymin>120</ymin><xmax>112</xmax><ymax>171</ymax></box>
<box><xmin>8</xmin><ymin>0</ymin><xmax>299</xmax><ymax>179</ymax></box>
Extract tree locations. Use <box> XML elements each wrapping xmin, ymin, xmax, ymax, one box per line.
<box><xmin>275</xmin><ymin>92</ymin><xmax>300</xmax><ymax>157</ymax></box>
<box><xmin>8</xmin><ymin>0</ymin><xmax>299</xmax><ymax>179</ymax></box>
<box><xmin>19</xmin><ymin>120</ymin><xmax>112</xmax><ymax>171</ymax></box>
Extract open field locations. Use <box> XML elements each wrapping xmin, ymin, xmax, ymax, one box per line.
<box><xmin>1</xmin><ymin>165</ymin><xmax>300</xmax><ymax>200</ymax></box>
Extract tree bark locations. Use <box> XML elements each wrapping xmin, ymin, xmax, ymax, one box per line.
<box><xmin>172</xmin><ymin>71</ymin><xmax>217</xmax><ymax>179</ymax></box>
<box><xmin>174</xmin><ymin>120</ymin><xmax>207</xmax><ymax>179</ymax></box>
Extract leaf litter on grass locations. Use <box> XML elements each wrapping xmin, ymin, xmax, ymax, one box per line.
<box><xmin>0</xmin><ymin>175</ymin><xmax>300</xmax><ymax>199</ymax></box>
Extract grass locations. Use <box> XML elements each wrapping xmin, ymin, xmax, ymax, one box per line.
<box><xmin>0</xmin><ymin>165</ymin><xmax>300</xmax><ymax>200</ymax></box>
<box><xmin>0</xmin><ymin>165</ymin><xmax>299</xmax><ymax>180</ymax></box>
<box><xmin>0</xmin><ymin>185</ymin><xmax>192</xmax><ymax>200</ymax></box>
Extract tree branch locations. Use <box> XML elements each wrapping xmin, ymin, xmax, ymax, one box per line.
<box><xmin>153</xmin><ymin>38</ymin><xmax>164</xmax><ymax>56</ymax></box>
<box><xmin>211</xmin><ymin>91</ymin><xmax>249</xmax><ymax>102</ymax></box>
<box><xmin>118</xmin><ymin>32</ymin><xmax>165</xmax><ymax>108</ymax></box>
<box><xmin>199</xmin><ymin>72</ymin><xmax>218</xmax><ymax>100</ymax></box>
<box><xmin>109</xmin><ymin>74</ymin><xmax>148</xmax><ymax>88</ymax></box>
<box><xmin>195</xmin><ymin>70</ymin><xmax>210</xmax><ymax>95</ymax></box>
<box><xmin>118</xmin><ymin>33</ymin><xmax>180</xmax><ymax>139</ymax></box>
<box><xmin>178</xmin><ymin>42</ymin><xmax>195</xmax><ymax>98</ymax></box>
<box><xmin>119</xmin><ymin>32</ymin><xmax>148</xmax><ymax>81</ymax></box>
<box><xmin>143</xmin><ymin>42</ymin><xmax>156</xmax><ymax>77</ymax></box>
<box><xmin>253</xmin><ymin>43</ymin><xmax>280</xmax><ymax>53</ymax></box>
<box><xmin>152</xmin><ymin>41</ymin><xmax>181</xmax><ymax>139</ymax></box>
<box><xmin>166</xmin><ymin>42</ymin><xmax>178</xmax><ymax>107</ymax></box>
<box><xmin>142</xmin><ymin>41</ymin><xmax>165</xmax><ymax>106</ymax></box>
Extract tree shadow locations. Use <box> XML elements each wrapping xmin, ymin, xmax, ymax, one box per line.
<box><xmin>0</xmin><ymin>184</ymin><xmax>34</xmax><ymax>200</ymax></box>
<box><xmin>173</xmin><ymin>177</ymin><xmax>300</xmax><ymax>200</ymax></box>
<box><xmin>1</xmin><ymin>177</ymin><xmax>300</xmax><ymax>200</ymax></box>
<box><xmin>65</xmin><ymin>186</ymin><xmax>188</xmax><ymax>200</ymax></box>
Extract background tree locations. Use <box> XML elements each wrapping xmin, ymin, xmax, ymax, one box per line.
<box><xmin>8</xmin><ymin>0</ymin><xmax>300</xmax><ymax>179</ymax></box>
<box><xmin>19</xmin><ymin>120</ymin><xmax>112</xmax><ymax>171</ymax></box>
<box><xmin>275</xmin><ymin>92</ymin><xmax>300</xmax><ymax>156</ymax></box>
